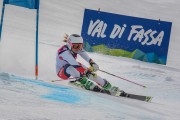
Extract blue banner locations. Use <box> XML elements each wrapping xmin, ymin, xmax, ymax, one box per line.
<box><xmin>81</xmin><ymin>9</ymin><xmax>172</xmax><ymax>64</ymax></box>
<box><xmin>4</xmin><ymin>0</ymin><xmax>39</xmax><ymax>9</ymax></box>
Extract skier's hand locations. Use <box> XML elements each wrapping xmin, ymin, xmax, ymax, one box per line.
<box><xmin>84</xmin><ymin>69</ymin><xmax>97</xmax><ymax>79</ymax></box>
<box><xmin>89</xmin><ymin>60</ymin><xmax>99</xmax><ymax>72</ymax></box>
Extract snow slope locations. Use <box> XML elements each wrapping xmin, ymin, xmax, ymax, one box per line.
<box><xmin>0</xmin><ymin>72</ymin><xmax>180</xmax><ymax>120</ymax></box>
<box><xmin>0</xmin><ymin>0</ymin><xmax>180</xmax><ymax>120</ymax></box>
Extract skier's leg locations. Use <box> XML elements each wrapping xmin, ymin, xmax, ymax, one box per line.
<box><xmin>87</xmin><ymin>73</ymin><xmax>123</xmax><ymax>96</ymax></box>
<box><xmin>60</xmin><ymin>64</ymin><xmax>100</xmax><ymax>91</ymax></box>
<box><xmin>57</xmin><ymin>64</ymin><xmax>81</xmax><ymax>79</ymax></box>
<box><xmin>70</xmin><ymin>63</ymin><xmax>123</xmax><ymax>96</ymax></box>
<box><xmin>58</xmin><ymin>63</ymin><xmax>117</xmax><ymax>93</ymax></box>
<box><xmin>58</xmin><ymin>64</ymin><xmax>87</xmax><ymax>79</ymax></box>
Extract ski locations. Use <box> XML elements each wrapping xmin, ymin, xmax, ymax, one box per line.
<box><xmin>120</xmin><ymin>93</ymin><xmax>152</xmax><ymax>102</ymax></box>
<box><xmin>68</xmin><ymin>80</ymin><xmax>152</xmax><ymax>102</ymax></box>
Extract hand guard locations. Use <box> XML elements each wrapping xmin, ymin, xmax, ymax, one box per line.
<box><xmin>89</xmin><ymin>61</ymin><xmax>99</xmax><ymax>72</ymax></box>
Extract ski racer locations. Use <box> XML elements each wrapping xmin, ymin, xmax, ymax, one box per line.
<box><xmin>56</xmin><ymin>34</ymin><xmax>122</xmax><ymax>96</ymax></box>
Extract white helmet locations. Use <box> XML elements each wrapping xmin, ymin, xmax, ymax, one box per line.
<box><xmin>67</xmin><ymin>34</ymin><xmax>83</xmax><ymax>50</ymax></box>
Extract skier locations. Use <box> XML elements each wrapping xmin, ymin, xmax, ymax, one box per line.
<box><xmin>56</xmin><ymin>34</ymin><xmax>122</xmax><ymax>96</ymax></box>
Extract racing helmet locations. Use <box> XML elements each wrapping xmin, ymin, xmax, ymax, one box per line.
<box><xmin>67</xmin><ymin>34</ymin><xmax>83</xmax><ymax>50</ymax></box>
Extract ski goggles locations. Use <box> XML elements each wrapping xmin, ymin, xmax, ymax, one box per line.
<box><xmin>71</xmin><ymin>43</ymin><xmax>83</xmax><ymax>50</ymax></box>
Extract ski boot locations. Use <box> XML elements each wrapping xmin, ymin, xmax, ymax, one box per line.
<box><xmin>69</xmin><ymin>80</ymin><xmax>84</xmax><ymax>88</ymax></box>
<box><xmin>102</xmin><ymin>79</ymin><xmax>122</xmax><ymax>96</ymax></box>
<box><xmin>71</xmin><ymin>77</ymin><xmax>102</xmax><ymax>92</ymax></box>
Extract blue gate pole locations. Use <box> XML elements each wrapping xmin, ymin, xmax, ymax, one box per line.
<box><xmin>35</xmin><ymin>8</ymin><xmax>39</xmax><ymax>80</ymax></box>
<box><xmin>0</xmin><ymin>1</ymin><xmax>6</xmax><ymax>41</ymax></box>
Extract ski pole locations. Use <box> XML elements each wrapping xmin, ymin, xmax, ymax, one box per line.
<box><xmin>99</xmin><ymin>69</ymin><xmax>146</xmax><ymax>88</ymax></box>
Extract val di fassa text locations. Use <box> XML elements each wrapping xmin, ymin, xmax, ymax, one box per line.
<box><xmin>88</xmin><ymin>19</ymin><xmax>164</xmax><ymax>47</ymax></box>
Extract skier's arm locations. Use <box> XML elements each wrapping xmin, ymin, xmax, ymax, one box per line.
<box><xmin>78</xmin><ymin>49</ymin><xmax>99</xmax><ymax>72</ymax></box>
<box><xmin>78</xmin><ymin>49</ymin><xmax>91</xmax><ymax>62</ymax></box>
<box><xmin>59</xmin><ymin>51</ymin><xmax>80</xmax><ymax>66</ymax></box>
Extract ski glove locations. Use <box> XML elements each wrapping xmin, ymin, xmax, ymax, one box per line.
<box><xmin>89</xmin><ymin>60</ymin><xmax>99</xmax><ymax>72</ymax></box>
<box><xmin>84</xmin><ymin>70</ymin><xmax>97</xmax><ymax>79</ymax></box>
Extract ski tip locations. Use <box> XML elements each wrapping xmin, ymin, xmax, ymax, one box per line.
<box><xmin>146</xmin><ymin>96</ymin><xmax>153</xmax><ymax>102</ymax></box>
